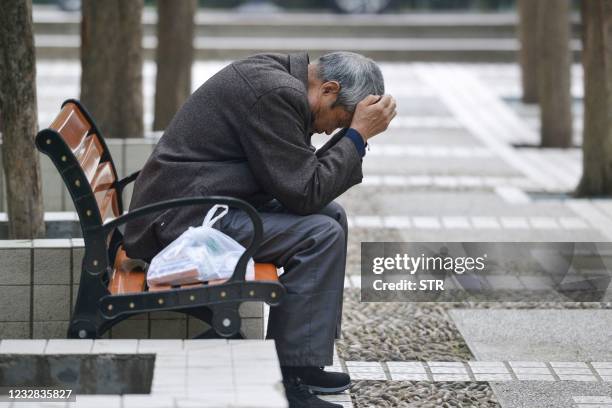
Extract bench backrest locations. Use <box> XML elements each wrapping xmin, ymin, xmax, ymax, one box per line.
<box><xmin>36</xmin><ymin>100</ymin><xmax>123</xmax><ymax>226</ymax></box>
<box><xmin>36</xmin><ymin>99</ymin><xmax>130</xmax><ymax>279</ymax></box>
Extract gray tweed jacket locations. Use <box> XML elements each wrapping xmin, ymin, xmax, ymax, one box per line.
<box><xmin>124</xmin><ymin>52</ymin><xmax>363</xmax><ymax>261</ymax></box>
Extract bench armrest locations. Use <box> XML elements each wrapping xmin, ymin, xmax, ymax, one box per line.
<box><xmin>114</xmin><ymin>170</ymin><xmax>141</xmax><ymax>198</ymax></box>
<box><xmin>91</xmin><ymin>196</ymin><xmax>263</xmax><ymax>283</ymax></box>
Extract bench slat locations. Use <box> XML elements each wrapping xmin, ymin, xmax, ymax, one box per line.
<box><xmin>90</xmin><ymin>161</ymin><xmax>115</xmax><ymax>193</ymax></box>
<box><xmin>49</xmin><ymin>102</ymin><xmax>91</xmax><ymax>152</ymax></box>
<box><xmin>77</xmin><ymin>134</ymin><xmax>104</xmax><ymax>183</ymax></box>
<box><xmin>95</xmin><ymin>188</ymin><xmax>120</xmax><ymax>223</ymax></box>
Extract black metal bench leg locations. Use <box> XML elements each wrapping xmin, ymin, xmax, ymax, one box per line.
<box><xmin>68</xmin><ymin>315</ymin><xmax>102</xmax><ymax>339</ymax></box>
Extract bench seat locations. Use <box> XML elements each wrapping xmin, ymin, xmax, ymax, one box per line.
<box><xmin>108</xmin><ymin>247</ymin><xmax>278</xmax><ymax>295</ymax></box>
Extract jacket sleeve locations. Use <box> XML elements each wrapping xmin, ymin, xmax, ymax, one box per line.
<box><xmin>240</xmin><ymin>86</ymin><xmax>363</xmax><ymax>215</ymax></box>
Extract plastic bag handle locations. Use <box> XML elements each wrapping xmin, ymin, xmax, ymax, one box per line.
<box><xmin>203</xmin><ymin>204</ymin><xmax>229</xmax><ymax>227</ymax></box>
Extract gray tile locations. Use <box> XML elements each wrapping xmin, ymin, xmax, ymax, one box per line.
<box><xmin>0</xmin><ymin>286</ymin><xmax>30</xmax><ymax>321</ymax></box>
<box><xmin>33</xmin><ymin>285</ymin><xmax>70</xmax><ymax>321</ymax></box>
<box><xmin>0</xmin><ymin>322</ymin><xmax>30</xmax><ymax>338</ymax></box>
<box><xmin>33</xmin><ymin>321</ymin><xmax>69</xmax><ymax>339</ymax></box>
<box><xmin>150</xmin><ymin>319</ymin><xmax>187</xmax><ymax>339</ymax></box>
<box><xmin>71</xmin><ymin>245</ymin><xmax>84</xmax><ymax>285</ymax></box>
<box><xmin>239</xmin><ymin>301</ymin><xmax>264</xmax><ymax>318</ymax></box>
<box><xmin>187</xmin><ymin>317</ymin><xmax>210</xmax><ymax>338</ymax></box>
<box><xmin>0</xmin><ymin>247</ymin><xmax>31</xmax><ymax>285</ymax></box>
<box><xmin>110</xmin><ymin>317</ymin><xmax>149</xmax><ymax>339</ymax></box>
<box><xmin>149</xmin><ymin>311</ymin><xmax>189</xmax><ymax>320</ymax></box>
<box><xmin>33</xmin><ymin>247</ymin><xmax>71</xmax><ymax>285</ymax></box>
<box><xmin>240</xmin><ymin>318</ymin><xmax>264</xmax><ymax>339</ymax></box>
<box><xmin>71</xmin><ymin>285</ymin><xmax>79</xmax><ymax>311</ymax></box>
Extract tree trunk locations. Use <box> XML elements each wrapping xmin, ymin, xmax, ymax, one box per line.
<box><xmin>517</xmin><ymin>0</ymin><xmax>539</xmax><ymax>104</ymax></box>
<box><xmin>536</xmin><ymin>0</ymin><xmax>573</xmax><ymax>148</ymax></box>
<box><xmin>81</xmin><ymin>0</ymin><xmax>144</xmax><ymax>139</ymax></box>
<box><xmin>153</xmin><ymin>0</ymin><xmax>197</xmax><ymax>131</ymax></box>
<box><xmin>0</xmin><ymin>0</ymin><xmax>45</xmax><ymax>239</ymax></box>
<box><xmin>576</xmin><ymin>0</ymin><xmax>612</xmax><ymax>196</ymax></box>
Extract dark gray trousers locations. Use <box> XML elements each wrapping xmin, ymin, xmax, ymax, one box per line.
<box><xmin>217</xmin><ymin>200</ymin><xmax>348</xmax><ymax>366</ymax></box>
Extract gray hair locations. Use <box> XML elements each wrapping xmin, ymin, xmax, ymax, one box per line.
<box><xmin>315</xmin><ymin>51</ymin><xmax>385</xmax><ymax>112</ymax></box>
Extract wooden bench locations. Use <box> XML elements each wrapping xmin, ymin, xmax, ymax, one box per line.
<box><xmin>35</xmin><ymin>99</ymin><xmax>285</xmax><ymax>339</ymax></box>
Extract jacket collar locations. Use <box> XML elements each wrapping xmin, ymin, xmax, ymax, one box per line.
<box><xmin>288</xmin><ymin>52</ymin><xmax>309</xmax><ymax>92</ymax></box>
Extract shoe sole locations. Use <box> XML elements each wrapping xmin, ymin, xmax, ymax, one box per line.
<box><xmin>306</xmin><ymin>383</ymin><xmax>351</xmax><ymax>395</ymax></box>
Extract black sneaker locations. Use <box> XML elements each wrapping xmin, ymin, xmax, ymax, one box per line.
<box><xmin>283</xmin><ymin>378</ymin><xmax>343</xmax><ymax>408</ymax></box>
<box><xmin>299</xmin><ymin>366</ymin><xmax>351</xmax><ymax>395</ymax></box>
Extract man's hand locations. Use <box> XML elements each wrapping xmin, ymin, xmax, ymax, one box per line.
<box><xmin>350</xmin><ymin>94</ymin><xmax>397</xmax><ymax>141</ymax></box>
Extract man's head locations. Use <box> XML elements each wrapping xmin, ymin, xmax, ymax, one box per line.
<box><xmin>307</xmin><ymin>51</ymin><xmax>385</xmax><ymax>135</ymax></box>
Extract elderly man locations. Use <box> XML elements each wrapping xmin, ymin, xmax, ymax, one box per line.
<box><xmin>124</xmin><ymin>51</ymin><xmax>395</xmax><ymax>407</ymax></box>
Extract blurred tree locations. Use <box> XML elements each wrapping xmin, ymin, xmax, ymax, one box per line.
<box><xmin>536</xmin><ymin>0</ymin><xmax>572</xmax><ymax>148</ymax></box>
<box><xmin>153</xmin><ymin>0</ymin><xmax>197</xmax><ymax>131</ymax></box>
<box><xmin>81</xmin><ymin>0</ymin><xmax>144</xmax><ymax>139</ymax></box>
<box><xmin>0</xmin><ymin>0</ymin><xmax>46</xmax><ymax>239</ymax></box>
<box><xmin>576</xmin><ymin>0</ymin><xmax>612</xmax><ymax>196</ymax></box>
<box><xmin>517</xmin><ymin>0</ymin><xmax>539</xmax><ymax>103</ymax></box>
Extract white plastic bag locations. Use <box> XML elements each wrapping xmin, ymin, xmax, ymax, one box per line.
<box><xmin>146</xmin><ymin>205</ymin><xmax>254</xmax><ymax>287</ymax></box>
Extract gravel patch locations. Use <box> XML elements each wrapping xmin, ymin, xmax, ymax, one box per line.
<box><xmin>350</xmin><ymin>381</ymin><xmax>499</xmax><ymax>408</ymax></box>
<box><xmin>338</xmin><ymin>289</ymin><xmax>471</xmax><ymax>362</ymax></box>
